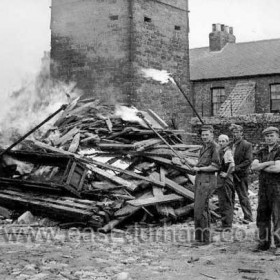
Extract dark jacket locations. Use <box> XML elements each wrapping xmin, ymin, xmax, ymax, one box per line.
<box><xmin>197</xmin><ymin>141</ymin><xmax>220</xmax><ymax>169</ymax></box>
<box><xmin>233</xmin><ymin>139</ymin><xmax>252</xmax><ymax>177</ymax></box>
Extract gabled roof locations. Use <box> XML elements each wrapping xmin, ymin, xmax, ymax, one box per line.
<box><xmin>190</xmin><ymin>38</ymin><xmax>280</xmax><ymax>81</ymax></box>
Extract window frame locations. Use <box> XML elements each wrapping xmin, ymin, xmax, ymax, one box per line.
<box><xmin>270</xmin><ymin>84</ymin><xmax>280</xmax><ymax>113</ymax></box>
<box><xmin>211</xmin><ymin>87</ymin><xmax>226</xmax><ymax>116</ymax></box>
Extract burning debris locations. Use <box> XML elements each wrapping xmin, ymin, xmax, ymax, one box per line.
<box><xmin>0</xmin><ymin>98</ymin><xmax>210</xmax><ymax>232</ymax></box>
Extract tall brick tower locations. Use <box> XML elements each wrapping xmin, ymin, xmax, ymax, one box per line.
<box><xmin>50</xmin><ymin>0</ymin><xmax>192</xmax><ymax>132</ymax></box>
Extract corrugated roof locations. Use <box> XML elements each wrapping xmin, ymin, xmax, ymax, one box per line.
<box><xmin>190</xmin><ymin>38</ymin><xmax>280</xmax><ymax>80</ymax></box>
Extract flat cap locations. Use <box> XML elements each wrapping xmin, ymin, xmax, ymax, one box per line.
<box><xmin>201</xmin><ymin>125</ymin><xmax>214</xmax><ymax>132</ymax></box>
<box><xmin>229</xmin><ymin>124</ymin><xmax>243</xmax><ymax>131</ymax></box>
<box><xmin>262</xmin><ymin>126</ymin><xmax>279</xmax><ymax>135</ymax></box>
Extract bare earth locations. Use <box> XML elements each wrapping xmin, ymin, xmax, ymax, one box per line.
<box><xmin>0</xmin><ymin>221</ymin><xmax>279</xmax><ymax>280</ymax></box>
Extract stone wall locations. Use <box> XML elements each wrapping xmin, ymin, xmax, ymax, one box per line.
<box><xmin>51</xmin><ymin>0</ymin><xmax>131</xmax><ymax>103</ymax></box>
<box><xmin>51</xmin><ymin>0</ymin><xmax>193</xmax><ymax>134</ymax></box>
<box><xmin>131</xmin><ymin>0</ymin><xmax>192</xmax><ymax>132</ymax></box>
<box><xmin>191</xmin><ymin>114</ymin><xmax>280</xmax><ymax>145</ymax></box>
<box><xmin>192</xmin><ymin>75</ymin><xmax>280</xmax><ymax>117</ymax></box>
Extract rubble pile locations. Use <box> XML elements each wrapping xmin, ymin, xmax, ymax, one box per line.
<box><xmin>0</xmin><ymin>99</ymin><xmax>211</xmax><ymax>231</ymax></box>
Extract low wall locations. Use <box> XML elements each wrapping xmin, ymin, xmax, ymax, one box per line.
<box><xmin>191</xmin><ymin>113</ymin><xmax>280</xmax><ymax>144</ymax></box>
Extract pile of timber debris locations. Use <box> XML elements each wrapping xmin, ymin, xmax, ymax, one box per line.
<box><xmin>0</xmin><ymin>99</ymin><xmax>218</xmax><ymax>232</ymax></box>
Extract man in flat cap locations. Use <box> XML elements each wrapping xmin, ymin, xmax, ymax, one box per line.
<box><xmin>192</xmin><ymin>125</ymin><xmax>220</xmax><ymax>244</ymax></box>
<box><xmin>230</xmin><ymin>124</ymin><xmax>253</xmax><ymax>224</ymax></box>
<box><xmin>251</xmin><ymin>126</ymin><xmax>280</xmax><ymax>254</ymax></box>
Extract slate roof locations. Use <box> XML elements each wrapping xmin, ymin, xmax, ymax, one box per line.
<box><xmin>190</xmin><ymin>38</ymin><xmax>280</xmax><ymax>81</ymax></box>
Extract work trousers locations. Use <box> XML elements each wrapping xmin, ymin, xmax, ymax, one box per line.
<box><xmin>233</xmin><ymin>175</ymin><xmax>253</xmax><ymax>221</ymax></box>
<box><xmin>217</xmin><ymin>177</ymin><xmax>234</xmax><ymax>228</ymax></box>
<box><xmin>257</xmin><ymin>180</ymin><xmax>280</xmax><ymax>247</ymax></box>
<box><xmin>194</xmin><ymin>172</ymin><xmax>217</xmax><ymax>243</ymax></box>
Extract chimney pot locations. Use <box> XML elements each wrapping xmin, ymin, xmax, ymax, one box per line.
<box><xmin>212</xmin><ymin>23</ymin><xmax>216</xmax><ymax>32</ymax></box>
<box><xmin>209</xmin><ymin>23</ymin><xmax>236</xmax><ymax>51</ymax></box>
<box><xmin>216</xmin><ymin>23</ymin><xmax>221</xmax><ymax>31</ymax></box>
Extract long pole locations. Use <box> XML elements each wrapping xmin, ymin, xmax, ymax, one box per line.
<box><xmin>0</xmin><ymin>104</ymin><xmax>67</xmax><ymax>156</ymax></box>
<box><xmin>172</xmin><ymin>78</ymin><xmax>204</xmax><ymax>124</ymax></box>
<box><xmin>136</xmin><ymin>112</ymin><xmax>194</xmax><ymax>172</ymax></box>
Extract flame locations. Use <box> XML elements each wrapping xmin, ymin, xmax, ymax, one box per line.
<box><xmin>140</xmin><ymin>68</ymin><xmax>175</xmax><ymax>84</ymax></box>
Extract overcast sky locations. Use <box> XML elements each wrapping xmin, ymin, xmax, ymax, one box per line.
<box><xmin>0</xmin><ymin>0</ymin><xmax>280</xmax><ymax>94</ymax></box>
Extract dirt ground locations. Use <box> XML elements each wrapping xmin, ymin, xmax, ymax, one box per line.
<box><xmin>0</xmin><ymin>181</ymin><xmax>279</xmax><ymax>280</ymax></box>
<box><xmin>0</xmin><ymin>221</ymin><xmax>280</xmax><ymax>280</ymax></box>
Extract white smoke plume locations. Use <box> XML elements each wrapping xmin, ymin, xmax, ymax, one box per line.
<box><xmin>114</xmin><ymin>105</ymin><xmax>147</xmax><ymax>128</ymax></box>
<box><xmin>0</xmin><ymin>54</ymin><xmax>81</xmax><ymax>148</ymax></box>
<box><xmin>140</xmin><ymin>68</ymin><xmax>175</xmax><ymax>85</ymax></box>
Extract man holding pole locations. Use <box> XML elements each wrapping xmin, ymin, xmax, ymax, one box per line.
<box><xmin>193</xmin><ymin>125</ymin><xmax>220</xmax><ymax>244</ymax></box>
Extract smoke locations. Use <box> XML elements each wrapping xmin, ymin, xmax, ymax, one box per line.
<box><xmin>0</xmin><ymin>53</ymin><xmax>81</xmax><ymax>148</ymax></box>
<box><xmin>114</xmin><ymin>105</ymin><xmax>147</xmax><ymax>128</ymax></box>
<box><xmin>140</xmin><ymin>68</ymin><xmax>175</xmax><ymax>85</ymax></box>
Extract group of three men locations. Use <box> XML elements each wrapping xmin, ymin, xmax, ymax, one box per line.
<box><xmin>193</xmin><ymin>124</ymin><xmax>280</xmax><ymax>254</ymax></box>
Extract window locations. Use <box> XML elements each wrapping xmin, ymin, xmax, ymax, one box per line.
<box><xmin>144</xmin><ymin>17</ymin><xmax>152</xmax><ymax>23</ymax></box>
<box><xmin>270</xmin><ymin>84</ymin><xmax>280</xmax><ymax>112</ymax></box>
<box><xmin>175</xmin><ymin>25</ymin><xmax>181</xmax><ymax>31</ymax></box>
<box><xmin>211</xmin><ymin>88</ymin><xmax>226</xmax><ymax>116</ymax></box>
<box><xmin>109</xmin><ymin>15</ymin><xmax>119</xmax><ymax>21</ymax></box>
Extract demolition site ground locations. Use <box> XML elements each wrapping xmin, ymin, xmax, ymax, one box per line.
<box><xmin>0</xmin><ymin>221</ymin><xmax>280</xmax><ymax>280</ymax></box>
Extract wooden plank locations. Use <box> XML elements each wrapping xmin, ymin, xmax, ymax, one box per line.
<box><xmin>68</xmin><ymin>132</ymin><xmax>80</xmax><ymax>153</ymax></box>
<box><xmin>133</xmin><ymin>138</ymin><xmax>162</xmax><ymax>152</ymax></box>
<box><xmin>0</xmin><ymin>192</ymin><xmax>93</xmax><ymax>217</ymax></box>
<box><xmin>146</xmin><ymin>156</ymin><xmax>195</xmax><ymax>175</ymax></box>
<box><xmin>165</xmin><ymin>176</ymin><xmax>194</xmax><ymax>201</ymax></box>
<box><xmin>159</xmin><ymin>167</ymin><xmax>166</xmax><ymax>185</ymax></box>
<box><xmin>114</xmin><ymin>204</ymin><xmax>139</xmax><ymax>217</ymax></box>
<box><xmin>33</xmin><ymin>141</ymin><xmax>166</xmax><ymax>188</ymax></box>
<box><xmin>114</xmin><ymin>191</ymin><xmax>152</xmax><ymax>217</ymax></box>
<box><xmin>174</xmin><ymin>203</ymin><xmax>194</xmax><ymax>217</ymax></box>
<box><xmin>54</xmin><ymin>127</ymin><xmax>80</xmax><ymax>146</ymax></box>
<box><xmin>1</xmin><ymin>190</ymin><xmax>97</xmax><ymax>211</ymax></box>
<box><xmin>86</xmin><ymin>164</ymin><xmax>138</xmax><ymax>192</ymax></box>
<box><xmin>105</xmin><ymin>118</ymin><xmax>113</xmax><ymax>132</ymax></box>
<box><xmin>127</xmin><ymin>194</ymin><xmax>184</xmax><ymax>207</ymax></box>
<box><xmin>151</xmin><ymin>171</ymin><xmax>177</xmax><ymax>218</ymax></box>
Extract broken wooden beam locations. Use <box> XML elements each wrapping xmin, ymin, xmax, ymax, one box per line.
<box><xmin>127</xmin><ymin>194</ymin><xmax>184</xmax><ymax>207</ymax></box>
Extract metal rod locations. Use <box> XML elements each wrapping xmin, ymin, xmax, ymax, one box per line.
<box><xmin>0</xmin><ymin>104</ymin><xmax>67</xmax><ymax>156</ymax></box>
<box><xmin>137</xmin><ymin>113</ymin><xmax>193</xmax><ymax>171</ymax></box>
<box><xmin>172</xmin><ymin>78</ymin><xmax>204</xmax><ymax>124</ymax></box>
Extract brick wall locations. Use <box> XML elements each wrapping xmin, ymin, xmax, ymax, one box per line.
<box><xmin>192</xmin><ymin>75</ymin><xmax>280</xmax><ymax>117</ymax></box>
<box><xmin>191</xmin><ymin>114</ymin><xmax>280</xmax><ymax>145</ymax></box>
<box><xmin>51</xmin><ymin>0</ymin><xmax>192</xmax><ymax>135</ymax></box>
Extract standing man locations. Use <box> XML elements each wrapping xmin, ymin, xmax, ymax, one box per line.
<box><xmin>193</xmin><ymin>125</ymin><xmax>220</xmax><ymax>244</ymax></box>
<box><xmin>251</xmin><ymin>127</ymin><xmax>280</xmax><ymax>254</ymax></box>
<box><xmin>230</xmin><ymin>124</ymin><xmax>253</xmax><ymax>224</ymax></box>
<box><xmin>216</xmin><ymin>134</ymin><xmax>235</xmax><ymax>231</ymax></box>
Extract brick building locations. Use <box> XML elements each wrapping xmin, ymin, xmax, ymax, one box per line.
<box><xmin>190</xmin><ymin>23</ymin><xmax>280</xmax><ymax>143</ymax></box>
<box><xmin>50</xmin><ymin>0</ymin><xmax>193</xmax><ymax>132</ymax></box>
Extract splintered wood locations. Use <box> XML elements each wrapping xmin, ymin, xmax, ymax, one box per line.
<box><xmin>0</xmin><ymin>99</ymin><xmax>204</xmax><ymax>231</ymax></box>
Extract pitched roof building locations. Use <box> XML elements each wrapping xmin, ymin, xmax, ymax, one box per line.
<box><xmin>190</xmin><ymin>24</ymin><xmax>280</xmax><ymax>144</ymax></box>
<box><xmin>190</xmin><ymin>24</ymin><xmax>280</xmax><ymax>117</ymax></box>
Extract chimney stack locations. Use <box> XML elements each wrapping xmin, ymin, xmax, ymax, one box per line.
<box><xmin>209</xmin><ymin>23</ymin><xmax>236</xmax><ymax>51</ymax></box>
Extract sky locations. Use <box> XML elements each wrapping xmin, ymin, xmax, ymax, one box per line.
<box><xmin>0</xmin><ymin>0</ymin><xmax>280</xmax><ymax>94</ymax></box>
